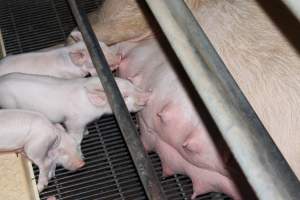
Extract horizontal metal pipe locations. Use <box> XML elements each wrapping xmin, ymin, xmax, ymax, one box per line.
<box><xmin>144</xmin><ymin>0</ymin><xmax>300</xmax><ymax>199</ymax></box>
<box><xmin>281</xmin><ymin>0</ymin><xmax>300</xmax><ymax>21</ymax></box>
<box><xmin>67</xmin><ymin>1</ymin><xmax>166</xmax><ymax>199</ymax></box>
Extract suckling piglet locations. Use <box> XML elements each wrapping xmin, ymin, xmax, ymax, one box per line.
<box><xmin>0</xmin><ymin>73</ymin><xmax>150</xmax><ymax>144</ymax></box>
<box><xmin>114</xmin><ymin>37</ymin><xmax>244</xmax><ymax>199</ymax></box>
<box><xmin>0</xmin><ymin>109</ymin><xmax>84</xmax><ymax>192</ymax></box>
<box><xmin>0</xmin><ymin>40</ymin><xmax>120</xmax><ymax>78</ymax></box>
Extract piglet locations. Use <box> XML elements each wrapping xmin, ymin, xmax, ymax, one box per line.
<box><xmin>0</xmin><ymin>73</ymin><xmax>150</xmax><ymax>144</ymax></box>
<box><xmin>0</xmin><ymin>109</ymin><xmax>84</xmax><ymax>192</ymax></box>
<box><xmin>0</xmin><ymin>40</ymin><xmax>120</xmax><ymax>78</ymax></box>
<box><xmin>114</xmin><ymin>37</ymin><xmax>245</xmax><ymax>199</ymax></box>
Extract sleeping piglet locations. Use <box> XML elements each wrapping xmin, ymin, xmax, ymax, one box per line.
<box><xmin>0</xmin><ymin>109</ymin><xmax>84</xmax><ymax>192</ymax></box>
<box><xmin>0</xmin><ymin>40</ymin><xmax>121</xmax><ymax>78</ymax></box>
<box><xmin>0</xmin><ymin>73</ymin><xmax>150</xmax><ymax>144</ymax></box>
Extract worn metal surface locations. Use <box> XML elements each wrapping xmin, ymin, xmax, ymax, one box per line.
<box><xmin>67</xmin><ymin>0</ymin><xmax>166</xmax><ymax>199</ymax></box>
<box><xmin>144</xmin><ymin>0</ymin><xmax>300</xmax><ymax>199</ymax></box>
<box><xmin>281</xmin><ymin>0</ymin><xmax>300</xmax><ymax>21</ymax></box>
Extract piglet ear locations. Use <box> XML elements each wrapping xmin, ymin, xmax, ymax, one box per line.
<box><xmin>54</xmin><ymin>123</ymin><xmax>65</xmax><ymax>132</ymax></box>
<box><xmin>69</xmin><ymin>49</ymin><xmax>87</xmax><ymax>66</ymax></box>
<box><xmin>85</xmin><ymin>86</ymin><xmax>107</xmax><ymax>106</ymax></box>
<box><xmin>48</xmin><ymin>134</ymin><xmax>60</xmax><ymax>159</ymax></box>
<box><xmin>70</xmin><ymin>29</ymin><xmax>83</xmax><ymax>42</ymax></box>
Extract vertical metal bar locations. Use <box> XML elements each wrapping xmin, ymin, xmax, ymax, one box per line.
<box><xmin>0</xmin><ymin>30</ymin><xmax>6</xmax><ymax>57</ymax></box>
<box><xmin>144</xmin><ymin>0</ymin><xmax>300</xmax><ymax>199</ymax></box>
<box><xmin>281</xmin><ymin>0</ymin><xmax>300</xmax><ymax>21</ymax></box>
<box><xmin>67</xmin><ymin>1</ymin><xmax>166</xmax><ymax>199</ymax></box>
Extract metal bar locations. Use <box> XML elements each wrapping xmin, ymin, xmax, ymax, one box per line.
<box><xmin>0</xmin><ymin>30</ymin><xmax>6</xmax><ymax>57</ymax></box>
<box><xmin>67</xmin><ymin>1</ymin><xmax>166</xmax><ymax>199</ymax></box>
<box><xmin>144</xmin><ymin>0</ymin><xmax>300</xmax><ymax>199</ymax></box>
<box><xmin>281</xmin><ymin>0</ymin><xmax>300</xmax><ymax>21</ymax></box>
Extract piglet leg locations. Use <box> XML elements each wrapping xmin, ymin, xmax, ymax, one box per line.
<box><xmin>24</xmin><ymin>134</ymin><xmax>56</xmax><ymax>192</ymax></box>
<box><xmin>35</xmin><ymin>158</ymin><xmax>54</xmax><ymax>192</ymax></box>
<box><xmin>48</xmin><ymin>162</ymin><xmax>57</xmax><ymax>179</ymax></box>
<box><xmin>64</xmin><ymin>119</ymin><xmax>85</xmax><ymax>144</ymax></box>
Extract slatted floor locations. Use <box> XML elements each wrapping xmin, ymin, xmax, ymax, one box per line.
<box><xmin>0</xmin><ymin>0</ymin><xmax>230</xmax><ymax>199</ymax></box>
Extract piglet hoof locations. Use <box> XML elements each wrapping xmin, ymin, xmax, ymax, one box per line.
<box><xmin>135</xmin><ymin>123</ymin><xmax>139</xmax><ymax>129</ymax></box>
<box><xmin>191</xmin><ymin>192</ymin><xmax>197</xmax><ymax>200</ymax></box>
<box><xmin>37</xmin><ymin>183</ymin><xmax>46</xmax><ymax>193</ymax></box>
<box><xmin>160</xmin><ymin>172</ymin><xmax>172</xmax><ymax>182</ymax></box>
<box><xmin>48</xmin><ymin>169</ymin><xmax>55</xmax><ymax>179</ymax></box>
<box><xmin>46</xmin><ymin>196</ymin><xmax>57</xmax><ymax>200</ymax></box>
<box><xmin>83</xmin><ymin>130</ymin><xmax>89</xmax><ymax>136</ymax></box>
<box><xmin>161</xmin><ymin>163</ymin><xmax>174</xmax><ymax>177</ymax></box>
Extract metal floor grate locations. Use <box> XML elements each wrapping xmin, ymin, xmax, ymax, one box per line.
<box><xmin>33</xmin><ymin>115</ymin><xmax>229</xmax><ymax>200</ymax></box>
<box><xmin>0</xmin><ymin>1</ymin><xmax>230</xmax><ymax>199</ymax></box>
<box><xmin>0</xmin><ymin>0</ymin><xmax>102</xmax><ymax>54</ymax></box>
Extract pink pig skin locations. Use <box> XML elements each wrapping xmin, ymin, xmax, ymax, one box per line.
<box><xmin>0</xmin><ymin>73</ymin><xmax>149</xmax><ymax>145</ymax></box>
<box><xmin>0</xmin><ymin>109</ymin><xmax>84</xmax><ymax>192</ymax></box>
<box><xmin>0</xmin><ymin>40</ymin><xmax>120</xmax><ymax>78</ymax></box>
<box><xmin>140</xmin><ymin>126</ymin><xmax>242</xmax><ymax>199</ymax></box>
<box><xmin>113</xmin><ymin>37</ymin><xmax>255</xmax><ymax>199</ymax></box>
<box><xmin>73</xmin><ymin>0</ymin><xmax>300</xmax><ymax>180</ymax></box>
<box><xmin>68</xmin><ymin>0</ymin><xmax>300</xmax><ymax>198</ymax></box>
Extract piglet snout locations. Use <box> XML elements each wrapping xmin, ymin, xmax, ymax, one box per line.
<box><xmin>75</xmin><ymin>159</ymin><xmax>85</xmax><ymax>169</ymax></box>
<box><xmin>68</xmin><ymin>159</ymin><xmax>85</xmax><ymax>171</ymax></box>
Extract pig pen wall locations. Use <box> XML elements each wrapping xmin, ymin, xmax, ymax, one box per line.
<box><xmin>0</xmin><ymin>1</ymin><xmax>230</xmax><ymax>199</ymax></box>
